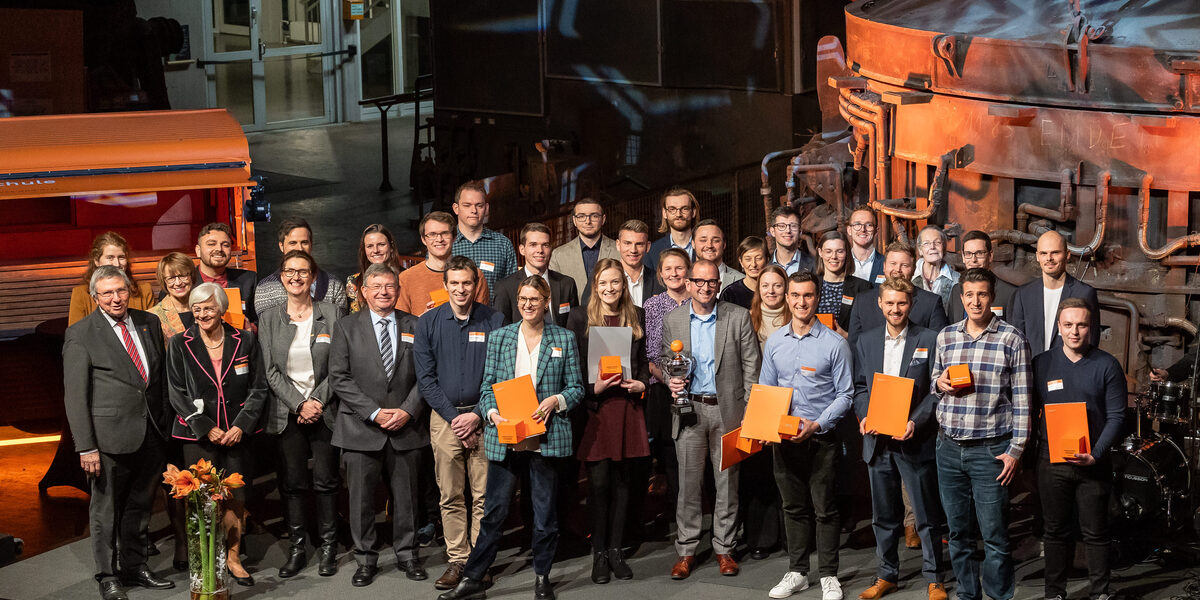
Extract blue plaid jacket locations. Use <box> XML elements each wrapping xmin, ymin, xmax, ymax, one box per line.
<box><xmin>479</xmin><ymin>322</ymin><xmax>584</xmax><ymax>461</ymax></box>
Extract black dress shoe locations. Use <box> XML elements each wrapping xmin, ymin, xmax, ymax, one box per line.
<box><xmin>400</xmin><ymin>558</ymin><xmax>428</xmax><ymax>581</ymax></box>
<box><xmin>437</xmin><ymin>576</ymin><xmax>488</xmax><ymax>600</ymax></box>
<box><xmin>98</xmin><ymin>580</ymin><xmax>128</xmax><ymax>600</ymax></box>
<box><xmin>607</xmin><ymin>548</ymin><xmax>633</xmax><ymax>580</ymax></box>
<box><xmin>317</xmin><ymin>544</ymin><xmax>338</xmax><ymax>576</ymax></box>
<box><xmin>534</xmin><ymin>574</ymin><xmax>555</xmax><ymax>600</ymax></box>
<box><xmin>750</xmin><ymin>548</ymin><xmax>771</xmax><ymax>560</ymax></box>
<box><xmin>227</xmin><ymin>567</ymin><xmax>255</xmax><ymax>587</ymax></box>
<box><xmin>351</xmin><ymin>564</ymin><xmax>378</xmax><ymax>587</ymax></box>
<box><xmin>120</xmin><ymin>567</ymin><xmax>175</xmax><ymax>589</ymax></box>
<box><xmin>590</xmin><ymin>551</ymin><xmax>610</xmax><ymax>584</ymax></box>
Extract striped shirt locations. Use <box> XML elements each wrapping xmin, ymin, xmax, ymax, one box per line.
<box><xmin>932</xmin><ymin>315</ymin><xmax>1032</xmax><ymax>459</ymax></box>
<box><xmin>452</xmin><ymin>228</ymin><xmax>518</xmax><ymax>303</ymax></box>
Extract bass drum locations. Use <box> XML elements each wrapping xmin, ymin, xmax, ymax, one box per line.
<box><xmin>1111</xmin><ymin>435</ymin><xmax>1190</xmax><ymax>524</ymax></box>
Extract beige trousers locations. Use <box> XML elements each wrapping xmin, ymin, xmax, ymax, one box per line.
<box><xmin>430</xmin><ymin>411</ymin><xmax>489</xmax><ymax>564</ymax></box>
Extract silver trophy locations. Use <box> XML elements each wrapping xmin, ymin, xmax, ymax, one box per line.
<box><xmin>659</xmin><ymin>339</ymin><xmax>695</xmax><ymax>415</ymax></box>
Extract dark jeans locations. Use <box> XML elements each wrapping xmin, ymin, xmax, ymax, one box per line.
<box><xmin>866</xmin><ymin>440</ymin><xmax>945</xmax><ymax>584</ymax></box>
<box><xmin>1038</xmin><ymin>460</ymin><xmax>1112</xmax><ymax>599</ymax></box>
<box><xmin>936</xmin><ymin>436</ymin><xmax>1013</xmax><ymax>600</ymax></box>
<box><xmin>740</xmin><ymin>449</ymin><xmax>782</xmax><ymax>550</ymax></box>
<box><xmin>586</xmin><ymin>459</ymin><xmax>631</xmax><ymax>551</ymax></box>
<box><xmin>774</xmin><ymin>434</ymin><xmax>839</xmax><ymax>577</ymax></box>
<box><xmin>275</xmin><ymin>419</ymin><xmax>339</xmax><ymax>498</ymax></box>
<box><xmin>465</xmin><ymin>452</ymin><xmax>560</xmax><ymax>579</ymax></box>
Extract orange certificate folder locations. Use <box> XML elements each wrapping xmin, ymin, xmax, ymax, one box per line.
<box><xmin>492</xmin><ymin>375</ymin><xmax>547</xmax><ymax>442</ymax></box>
<box><xmin>817</xmin><ymin>313</ymin><xmax>835</xmax><ymax>329</ymax></box>
<box><xmin>720</xmin><ymin>427</ymin><xmax>759</xmax><ymax>470</ymax></box>
<box><xmin>1045</xmin><ymin>402</ymin><xmax>1090</xmax><ymax>463</ymax></box>
<box><xmin>429</xmin><ymin>288</ymin><xmax>449</xmax><ymax>307</ymax></box>
<box><xmin>866</xmin><ymin>373</ymin><xmax>914</xmax><ymax>438</ymax></box>
<box><xmin>221</xmin><ymin>287</ymin><xmax>246</xmax><ymax>328</ymax></box>
<box><xmin>741</xmin><ymin>384</ymin><xmax>793</xmax><ymax>443</ymax></box>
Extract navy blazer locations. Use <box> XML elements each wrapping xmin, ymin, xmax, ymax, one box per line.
<box><xmin>1008</xmin><ymin>274</ymin><xmax>1100</xmax><ymax>353</ymax></box>
<box><xmin>853</xmin><ymin>249</ymin><xmax>886</xmax><ymax>286</ymax></box>
<box><xmin>852</xmin><ymin>324</ymin><xmax>939</xmax><ymax>463</ymax></box>
<box><xmin>847</xmin><ymin>287</ymin><xmax>948</xmax><ymax>344</ymax></box>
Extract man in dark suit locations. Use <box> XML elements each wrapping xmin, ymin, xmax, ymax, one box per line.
<box><xmin>848</xmin><ymin>241</ymin><xmax>949</xmax><ymax>343</ymax></box>
<box><xmin>609</xmin><ymin>219</ymin><xmax>666</xmax><ymax>307</ymax></box>
<box><xmin>329</xmin><ymin>263</ymin><xmax>430</xmax><ymax>587</ymax></box>
<box><xmin>1008</xmin><ymin>230</ymin><xmax>1100</xmax><ymax>354</ymax></box>
<box><xmin>852</xmin><ymin>277</ymin><xmax>948</xmax><ymax>600</ymax></box>
<box><xmin>194</xmin><ymin>222</ymin><xmax>258</xmax><ymax>325</ymax></box>
<box><xmin>662</xmin><ymin>260</ymin><xmax>761</xmax><ymax>580</ymax></box>
<box><xmin>493</xmin><ymin>222</ymin><xmax>579</xmax><ymax>327</ymax></box>
<box><xmin>948</xmin><ymin>231</ymin><xmax>1016</xmax><ymax>323</ymax></box>
<box><xmin>848</xmin><ymin>207</ymin><xmax>886</xmax><ymax>285</ymax></box>
<box><xmin>63</xmin><ymin>265</ymin><xmax>174</xmax><ymax>600</ymax></box>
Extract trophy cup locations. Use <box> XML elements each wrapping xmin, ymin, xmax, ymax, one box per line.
<box><xmin>659</xmin><ymin>339</ymin><xmax>695</xmax><ymax>415</ymax></box>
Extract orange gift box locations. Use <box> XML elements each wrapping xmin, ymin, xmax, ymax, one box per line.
<box><xmin>778</xmin><ymin>415</ymin><xmax>802</xmax><ymax>439</ymax></box>
<box><xmin>429</xmin><ymin>288</ymin><xmax>449</xmax><ymax>307</ymax></box>
<box><xmin>865</xmin><ymin>373</ymin><xmax>914</xmax><ymax>437</ymax></box>
<box><xmin>947</xmin><ymin>364</ymin><xmax>973</xmax><ymax>389</ymax></box>
<box><xmin>492</xmin><ymin>375</ymin><xmax>547</xmax><ymax>443</ymax></box>
<box><xmin>817</xmin><ymin>313</ymin><xmax>835</xmax><ymax>329</ymax></box>
<box><xmin>599</xmin><ymin>356</ymin><xmax>623</xmax><ymax>380</ymax></box>
<box><xmin>496</xmin><ymin>420</ymin><xmax>529</xmax><ymax>444</ymax></box>
<box><xmin>1045</xmin><ymin>402</ymin><xmax>1091</xmax><ymax>463</ymax></box>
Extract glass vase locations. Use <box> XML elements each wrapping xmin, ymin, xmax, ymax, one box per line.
<box><xmin>186</xmin><ymin>495</ymin><xmax>229</xmax><ymax>600</ymax></box>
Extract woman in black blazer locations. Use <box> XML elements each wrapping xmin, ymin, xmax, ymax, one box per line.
<box><xmin>167</xmin><ymin>281</ymin><xmax>267</xmax><ymax>587</ymax></box>
<box><xmin>815</xmin><ymin>230</ymin><xmax>872</xmax><ymax>334</ymax></box>
<box><xmin>258</xmin><ymin>250</ymin><xmax>344</xmax><ymax>579</ymax></box>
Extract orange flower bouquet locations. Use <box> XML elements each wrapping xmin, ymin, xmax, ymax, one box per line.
<box><xmin>163</xmin><ymin>460</ymin><xmax>244</xmax><ymax>600</ymax></box>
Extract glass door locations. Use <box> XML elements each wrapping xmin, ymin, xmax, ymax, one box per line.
<box><xmin>205</xmin><ymin>0</ymin><xmax>336</xmax><ymax>130</ymax></box>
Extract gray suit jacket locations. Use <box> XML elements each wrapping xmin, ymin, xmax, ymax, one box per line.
<box><xmin>259</xmin><ymin>300</ymin><xmax>344</xmax><ymax>434</ymax></box>
<box><xmin>661</xmin><ymin>301</ymin><xmax>761</xmax><ymax>439</ymax></box>
<box><xmin>550</xmin><ymin>235</ymin><xmax>620</xmax><ymax>295</ymax></box>
<box><xmin>63</xmin><ymin>308</ymin><xmax>170</xmax><ymax>454</ymax></box>
<box><xmin>329</xmin><ymin>308</ymin><xmax>428</xmax><ymax>452</ymax></box>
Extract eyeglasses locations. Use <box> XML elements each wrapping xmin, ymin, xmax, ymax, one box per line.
<box><xmin>847</xmin><ymin>223</ymin><xmax>876</xmax><ymax>231</ymax></box>
<box><xmin>772</xmin><ymin>223</ymin><xmax>801</xmax><ymax>232</ymax></box>
<box><xmin>573</xmin><ymin>213</ymin><xmax>602</xmax><ymax>222</ymax></box>
<box><xmin>165</xmin><ymin>275</ymin><xmax>191</xmax><ymax>284</ymax></box>
<box><xmin>281</xmin><ymin>268</ymin><xmax>312</xmax><ymax>278</ymax></box>
<box><xmin>95</xmin><ymin>288</ymin><xmax>130</xmax><ymax>300</ymax></box>
<box><xmin>191</xmin><ymin>306</ymin><xmax>220</xmax><ymax>316</ymax></box>
<box><xmin>364</xmin><ymin>284</ymin><xmax>398</xmax><ymax>292</ymax></box>
<box><xmin>961</xmin><ymin>250</ymin><xmax>989</xmax><ymax>260</ymax></box>
<box><xmin>424</xmin><ymin>231</ymin><xmax>453</xmax><ymax>240</ymax></box>
<box><xmin>517</xmin><ymin>297</ymin><xmax>545</xmax><ymax>306</ymax></box>
<box><xmin>664</xmin><ymin>206</ymin><xmax>693</xmax><ymax>215</ymax></box>
<box><xmin>689</xmin><ymin>278</ymin><xmax>721</xmax><ymax>288</ymax></box>
<box><xmin>821</xmin><ymin>248</ymin><xmax>847</xmax><ymax>256</ymax></box>
<box><xmin>918</xmin><ymin>240</ymin><xmax>945</xmax><ymax>249</ymax></box>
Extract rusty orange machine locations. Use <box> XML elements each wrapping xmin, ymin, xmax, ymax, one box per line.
<box><xmin>0</xmin><ymin>109</ymin><xmax>265</xmax><ymax>337</ymax></box>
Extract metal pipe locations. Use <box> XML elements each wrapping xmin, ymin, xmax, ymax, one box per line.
<box><xmin>840</xmin><ymin>88</ymin><xmax>890</xmax><ymax>203</ymax></box>
<box><xmin>760</xmin><ymin>147</ymin><xmax>807</xmax><ymax>232</ymax></box>
<box><xmin>1066</xmin><ymin>171</ymin><xmax>1110</xmax><ymax>256</ymax></box>
<box><xmin>839</xmin><ymin>102</ymin><xmax>878</xmax><ymax>202</ymax></box>
<box><xmin>989</xmin><ymin>229</ymin><xmax>1040</xmax><ymax>245</ymax></box>
<box><xmin>1142</xmin><ymin>315</ymin><xmax>1200</xmax><ymax>337</ymax></box>
<box><xmin>1017</xmin><ymin>168</ymin><xmax>1078</xmax><ymax>232</ymax></box>
<box><xmin>788</xmin><ymin>161</ymin><xmax>845</xmax><ymax>227</ymax></box>
<box><xmin>1138</xmin><ymin>173</ymin><xmax>1200</xmax><ymax>260</ymax></box>
<box><xmin>1097</xmin><ymin>292</ymin><xmax>1141</xmax><ymax>377</ymax></box>
<box><xmin>869</xmin><ymin>149</ymin><xmax>956</xmax><ymax>220</ymax></box>
<box><xmin>1163</xmin><ymin>255</ymin><xmax>1200</xmax><ymax>266</ymax></box>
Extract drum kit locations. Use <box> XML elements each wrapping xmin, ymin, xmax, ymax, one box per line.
<box><xmin>1112</xmin><ymin>380</ymin><xmax>1199</xmax><ymax>538</ymax></box>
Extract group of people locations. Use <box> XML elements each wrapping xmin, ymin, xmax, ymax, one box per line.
<box><xmin>64</xmin><ymin>181</ymin><xmax>1127</xmax><ymax>600</ymax></box>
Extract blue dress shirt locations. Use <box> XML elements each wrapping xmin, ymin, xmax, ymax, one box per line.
<box><xmin>759</xmin><ymin>319</ymin><xmax>853</xmax><ymax>433</ymax></box>
<box><xmin>688</xmin><ymin>304</ymin><xmax>718</xmax><ymax>395</ymax></box>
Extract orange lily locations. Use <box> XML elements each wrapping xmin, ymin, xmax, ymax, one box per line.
<box><xmin>191</xmin><ymin>458</ymin><xmax>214</xmax><ymax>475</ymax></box>
<box><xmin>172</xmin><ymin>469</ymin><xmax>200</xmax><ymax>498</ymax></box>
<box><xmin>221</xmin><ymin>472</ymin><xmax>245</xmax><ymax>489</ymax></box>
<box><xmin>162</xmin><ymin>464</ymin><xmax>180</xmax><ymax>486</ymax></box>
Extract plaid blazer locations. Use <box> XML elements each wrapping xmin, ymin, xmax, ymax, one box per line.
<box><xmin>479</xmin><ymin>322</ymin><xmax>584</xmax><ymax>461</ymax></box>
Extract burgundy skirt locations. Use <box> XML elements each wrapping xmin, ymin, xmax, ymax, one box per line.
<box><xmin>576</xmin><ymin>393</ymin><xmax>650</xmax><ymax>462</ymax></box>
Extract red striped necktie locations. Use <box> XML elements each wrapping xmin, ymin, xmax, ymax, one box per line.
<box><xmin>117</xmin><ymin>319</ymin><xmax>148</xmax><ymax>383</ymax></box>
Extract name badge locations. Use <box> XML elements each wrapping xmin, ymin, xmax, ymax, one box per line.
<box><xmin>479</xmin><ymin>261</ymin><xmax>495</xmax><ymax>272</ymax></box>
<box><xmin>558</xmin><ymin>303</ymin><xmax>570</xmax><ymax>314</ymax></box>
<box><xmin>991</xmin><ymin>306</ymin><xmax>1005</xmax><ymax>317</ymax></box>
<box><xmin>913</xmin><ymin>348</ymin><xmax>929</xmax><ymax>360</ymax></box>
<box><xmin>874</xmin><ymin>274</ymin><xmax>885</xmax><ymax>284</ymax></box>
<box><xmin>800</xmin><ymin>366</ymin><xmax>816</xmax><ymax>376</ymax></box>
<box><xmin>841</xmin><ymin>295</ymin><xmax>854</xmax><ymax>306</ymax></box>
<box><xmin>234</xmin><ymin>359</ymin><xmax>250</xmax><ymax>376</ymax></box>
<box><xmin>400</xmin><ymin>332</ymin><xmax>414</xmax><ymax>344</ymax></box>
<box><xmin>1048</xmin><ymin>379</ymin><xmax>1064</xmax><ymax>392</ymax></box>
<box><xmin>315</xmin><ymin>333</ymin><xmax>332</xmax><ymax>344</ymax></box>
<box><xmin>552</xmin><ymin>347</ymin><xmax>563</xmax><ymax>358</ymax></box>
<box><xmin>469</xmin><ymin>332</ymin><xmax>486</xmax><ymax>343</ymax></box>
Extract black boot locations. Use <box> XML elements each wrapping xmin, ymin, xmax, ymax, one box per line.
<box><xmin>590</xmin><ymin>551</ymin><xmax>610</xmax><ymax>584</ymax></box>
<box><xmin>316</xmin><ymin>493</ymin><xmax>339</xmax><ymax>576</ymax></box>
<box><xmin>607</xmin><ymin>548</ymin><xmax>633</xmax><ymax>580</ymax></box>
<box><xmin>278</xmin><ymin>496</ymin><xmax>308</xmax><ymax>578</ymax></box>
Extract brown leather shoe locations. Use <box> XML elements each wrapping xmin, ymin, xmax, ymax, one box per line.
<box><xmin>927</xmin><ymin>583</ymin><xmax>948</xmax><ymax>600</ymax></box>
<box><xmin>905</xmin><ymin>525</ymin><xmax>921</xmax><ymax>549</ymax></box>
<box><xmin>858</xmin><ymin>578</ymin><xmax>897</xmax><ymax>599</ymax></box>
<box><xmin>670</xmin><ymin>556</ymin><xmax>696</xmax><ymax>580</ymax></box>
<box><xmin>715</xmin><ymin>553</ymin><xmax>739</xmax><ymax>576</ymax></box>
<box><xmin>434</xmin><ymin>562</ymin><xmax>464</xmax><ymax>590</ymax></box>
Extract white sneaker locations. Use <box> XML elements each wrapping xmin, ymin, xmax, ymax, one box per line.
<box><xmin>820</xmin><ymin>576</ymin><xmax>843</xmax><ymax>600</ymax></box>
<box><xmin>769</xmin><ymin>572</ymin><xmax>809</xmax><ymax>598</ymax></box>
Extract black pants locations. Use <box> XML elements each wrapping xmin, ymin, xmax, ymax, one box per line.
<box><xmin>1037</xmin><ymin>459</ymin><xmax>1112</xmax><ymax>599</ymax></box>
<box><xmin>275</xmin><ymin>418</ymin><xmax>339</xmax><ymax>497</ymax></box>
<box><xmin>774</xmin><ymin>434</ymin><xmax>840</xmax><ymax>577</ymax></box>
<box><xmin>91</xmin><ymin>431</ymin><xmax>164</xmax><ymax>581</ymax></box>
<box><xmin>181</xmin><ymin>439</ymin><xmax>253</xmax><ymax>504</ymax></box>
<box><xmin>586</xmin><ymin>459</ymin><xmax>632</xmax><ymax>552</ymax></box>
<box><xmin>739</xmin><ymin>448</ymin><xmax>782</xmax><ymax>550</ymax></box>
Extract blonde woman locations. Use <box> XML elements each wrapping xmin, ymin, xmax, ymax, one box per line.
<box><xmin>750</xmin><ymin>265</ymin><xmax>790</xmax><ymax>345</ymax></box>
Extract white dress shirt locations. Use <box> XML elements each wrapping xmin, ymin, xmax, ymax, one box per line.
<box><xmin>625</xmin><ymin>268</ymin><xmax>646</xmax><ymax>308</ymax></box>
<box><xmin>882</xmin><ymin>325</ymin><xmax>908</xmax><ymax>377</ymax></box>
<box><xmin>287</xmin><ymin>314</ymin><xmax>316</xmax><ymax>398</ymax></box>
<box><xmin>1042</xmin><ymin>284</ymin><xmax>1064</xmax><ymax>352</ymax></box>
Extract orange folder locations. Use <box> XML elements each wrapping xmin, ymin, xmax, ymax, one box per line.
<box><xmin>221</xmin><ymin>287</ymin><xmax>245</xmax><ymax>328</ymax></box>
<box><xmin>429</xmin><ymin>288</ymin><xmax>449</xmax><ymax>308</ymax></box>
<box><xmin>865</xmin><ymin>373</ymin><xmax>914</xmax><ymax>438</ymax></box>
<box><xmin>492</xmin><ymin>375</ymin><xmax>547</xmax><ymax>443</ymax></box>
<box><xmin>741</xmin><ymin>384</ymin><xmax>793</xmax><ymax>442</ymax></box>
<box><xmin>599</xmin><ymin>356</ymin><xmax>623</xmax><ymax>380</ymax></box>
<box><xmin>778</xmin><ymin>415</ymin><xmax>802</xmax><ymax>440</ymax></box>
<box><xmin>720</xmin><ymin>427</ymin><xmax>760</xmax><ymax>470</ymax></box>
<box><xmin>947</xmin><ymin>364</ymin><xmax>973</xmax><ymax>389</ymax></box>
<box><xmin>817</xmin><ymin>313</ymin><xmax>835</xmax><ymax>329</ymax></box>
<box><xmin>1045</xmin><ymin>402</ymin><xmax>1090</xmax><ymax>463</ymax></box>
